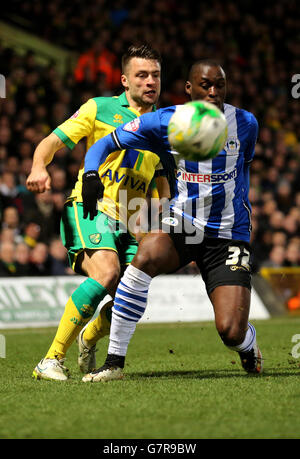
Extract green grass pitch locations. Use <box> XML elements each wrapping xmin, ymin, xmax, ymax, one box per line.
<box><xmin>1</xmin><ymin>317</ymin><xmax>300</xmax><ymax>439</ymax></box>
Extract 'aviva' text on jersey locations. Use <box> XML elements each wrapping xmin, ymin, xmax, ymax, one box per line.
<box><xmin>101</xmin><ymin>169</ymin><xmax>146</xmax><ymax>193</ymax></box>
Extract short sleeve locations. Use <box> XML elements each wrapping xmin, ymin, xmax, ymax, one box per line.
<box><xmin>53</xmin><ymin>98</ymin><xmax>97</xmax><ymax>149</ymax></box>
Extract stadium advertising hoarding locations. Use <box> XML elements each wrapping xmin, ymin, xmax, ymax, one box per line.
<box><xmin>0</xmin><ymin>275</ymin><xmax>270</xmax><ymax>329</ymax></box>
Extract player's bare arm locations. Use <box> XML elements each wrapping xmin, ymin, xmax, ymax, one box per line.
<box><xmin>26</xmin><ymin>132</ymin><xmax>65</xmax><ymax>193</ymax></box>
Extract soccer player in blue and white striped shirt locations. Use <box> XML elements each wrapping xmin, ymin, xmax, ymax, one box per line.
<box><xmin>82</xmin><ymin>59</ymin><xmax>263</xmax><ymax>382</ymax></box>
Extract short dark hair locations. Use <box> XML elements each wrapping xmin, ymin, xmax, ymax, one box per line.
<box><xmin>121</xmin><ymin>44</ymin><xmax>162</xmax><ymax>73</ymax></box>
<box><xmin>188</xmin><ymin>59</ymin><xmax>224</xmax><ymax>81</ymax></box>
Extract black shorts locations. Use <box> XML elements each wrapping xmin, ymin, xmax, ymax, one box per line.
<box><xmin>159</xmin><ymin>210</ymin><xmax>252</xmax><ymax>295</ymax></box>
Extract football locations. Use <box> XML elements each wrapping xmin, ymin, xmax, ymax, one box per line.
<box><xmin>167</xmin><ymin>100</ymin><xmax>228</xmax><ymax>161</ymax></box>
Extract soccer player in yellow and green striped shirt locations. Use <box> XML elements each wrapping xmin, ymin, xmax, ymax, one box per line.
<box><xmin>26</xmin><ymin>44</ymin><xmax>170</xmax><ymax>381</ymax></box>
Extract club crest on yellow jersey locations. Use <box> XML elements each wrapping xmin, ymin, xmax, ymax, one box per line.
<box><xmin>89</xmin><ymin>233</ymin><xmax>102</xmax><ymax>244</ymax></box>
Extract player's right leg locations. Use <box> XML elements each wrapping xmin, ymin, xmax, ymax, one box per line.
<box><xmin>33</xmin><ymin>203</ymin><xmax>121</xmax><ymax>381</ymax></box>
<box><xmin>33</xmin><ymin>248</ymin><xmax>120</xmax><ymax>381</ymax></box>
<box><xmin>82</xmin><ymin>231</ymin><xmax>181</xmax><ymax>382</ymax></box>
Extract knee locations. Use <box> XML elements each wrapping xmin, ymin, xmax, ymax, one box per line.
<box><xmin>99</xmin><ymin>269</ymin><xmax>120</xmax><ymax>290</ymax></box>
<box><xmin>134</xmin><ymin>249</ymin><xmax>158</xmax><ymax>277</ymax></box>
<box><xmin>80</xmin><ymin>250</ymin><xmax>121</xmax><ymax>292</ymax></box>
<box><xmin>90</xmin><ymin>267</ymin><xmax>120</xmax><ymax>292</ymax></box>
<box><xmin>216</xmin><ymin>319</ymin><xmax>246</xmax><ymax>347</ymax></box>
<box><xmin>133</xmin><ymin>234</ymin><xmax>174</xmax><ymax>277</ymax></box>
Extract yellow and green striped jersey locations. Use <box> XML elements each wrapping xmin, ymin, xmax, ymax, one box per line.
<box><xmin>53</xmin><ymin>92</ymin><xmax>162</xmax><ymax>223</ymax></box>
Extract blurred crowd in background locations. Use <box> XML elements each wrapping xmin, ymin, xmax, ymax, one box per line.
<box><xmin>0</xmin><ymin>0</ymin><xmax>299</xmax><ymax>277</ymax></box>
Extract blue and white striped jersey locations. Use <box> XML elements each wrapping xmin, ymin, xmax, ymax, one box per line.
<box><xmin>174</xmin><ymin>103</ymin><xmax>258</xmax><ymax>242</ymax></box>
<box><xmin>84</xmin><ymin>103</ymin><xmax>258</xmax><ymax>243</ymax></box>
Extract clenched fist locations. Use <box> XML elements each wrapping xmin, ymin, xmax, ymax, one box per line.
<box><xmin>26</xmin><ymin>167</ymin><xmax>51</xmax><ymax>193</ymax></box>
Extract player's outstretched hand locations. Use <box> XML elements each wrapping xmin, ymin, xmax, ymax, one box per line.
<box><xmin>82</xmin><ymin>170</ymin><xmax>104</xmax><ymax>220</ymax></box>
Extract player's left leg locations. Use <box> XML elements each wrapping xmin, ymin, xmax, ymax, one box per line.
<box><xmin>77</xmin><ymin>299</ymin><xmax>113</xmax><ymax>373</ymax></box>
<box><xmin>77</xmin><ymin>231</ymin><xmax>139</xmax><ymax>373</ymax></box>
<box><xmin>209</xmin><ymin>285</ymin><xmax>262</xmax><ymax>373</ymax></box>
<box><xmin>199</xmin><ymin>238</ymin><xmax>263</xmax><ymax>374</ymax></box>
<box><xmin>79</xmin><ymin>300</ymin><xmax>112</xmax><ymax>347</ymax></box>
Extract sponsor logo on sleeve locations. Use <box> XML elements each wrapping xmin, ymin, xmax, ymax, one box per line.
<box><xmin>123</xmin><ymin>118</ymin><xmax>140</xmax><ymax>132</ymax></box>
<box><xmin>70</xmin><ymin>109</ymin><xmax>80</xmax><ymax>119</ymax></box>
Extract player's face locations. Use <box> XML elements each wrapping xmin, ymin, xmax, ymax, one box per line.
<box><xmin>185</xmin><ymin>64</ymin><xmax>226</xmax><ymax>110</ymax></box>
<box><xmin>122</xmin><ymin>57</ymin><xmax>161</xmax><ymax>109</ymax></box>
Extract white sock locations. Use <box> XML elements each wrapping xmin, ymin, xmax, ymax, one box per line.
<box><xmin>108</xmin><ymin>313</ymin><xmax>137</xmax><ymax>356</ymax></box>
<box><xmin>108</xmin><ymin>265</ymin><xmax>152</xmax><ymax>356</ymax></box>
<box><xmin>226</xmin><ymin>323</ymin><xmax>256</xmax><ymax>353</ymax></box>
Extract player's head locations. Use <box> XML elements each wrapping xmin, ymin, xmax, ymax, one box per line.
<box><xmin>121</xmin><ymin>44</ymin><xmax>161</xmax><ymax>110</ymax></box>
<box><xmin>185</xmin><ymin>59</ymin><xmax>226</xmax><ymax>111</ymax></box>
